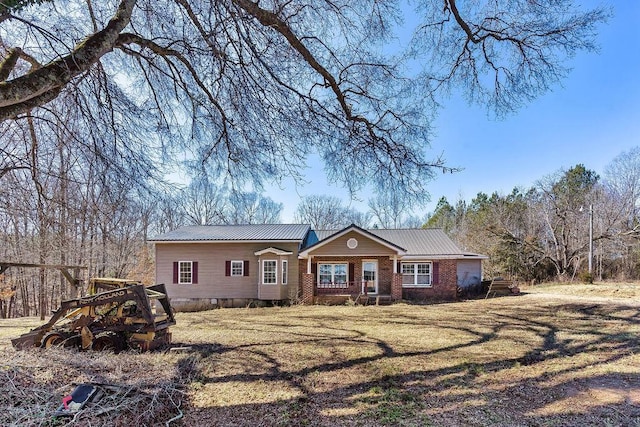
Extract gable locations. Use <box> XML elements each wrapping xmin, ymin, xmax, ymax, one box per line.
<box><xmin>299</xmin><ymin>224</ymin><xmax>406</xmax><ymax>258</ymax></box>
<box><xmin>304</xmin><ymin>230</ymin><xmax>400</xmax><ymax>257</ymax></box>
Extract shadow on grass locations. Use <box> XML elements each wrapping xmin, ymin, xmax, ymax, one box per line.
<box><xmin>165</xmin><ymin>300</ymin><xmax>640</xmax><ymax>426</ymax></box>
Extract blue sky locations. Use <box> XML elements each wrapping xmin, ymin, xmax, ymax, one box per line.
<box><xmin>270</xmin><ymin>1</ymin><xmax>640</xmax><ymax>223</ymax></box>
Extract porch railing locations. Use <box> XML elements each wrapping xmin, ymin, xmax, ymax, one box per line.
<box><xmin>316</xmin><ymin>280</ymin><xmax>389</xmax><ymax>295</ymax></box>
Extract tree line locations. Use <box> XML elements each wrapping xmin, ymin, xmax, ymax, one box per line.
<box><xmin>2</xmin><ymin>147</ymin><xmax>638</xmax><ymax>318</ymax></box>
<box><xmin>426</xmin><ymin>150</ymin><xmax>640</xmax><ymax>283</ymax></box>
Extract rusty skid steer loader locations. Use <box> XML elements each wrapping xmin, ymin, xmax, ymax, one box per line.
<box><xmin>12</xmin><ymin>278</ymin><xmax>175</xmax><ymax>352</ymax></box>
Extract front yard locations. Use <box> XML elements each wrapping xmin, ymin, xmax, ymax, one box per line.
<box><xmin>1</xmin><ymin>282</ymin><xmax>639</xmax><ymax>426</ymax></box>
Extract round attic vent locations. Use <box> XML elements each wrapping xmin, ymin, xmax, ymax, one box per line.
<box><xmin>347</xmin><ymin>238</ymin><xmax>358</xmax><ymax>249</ymax></box>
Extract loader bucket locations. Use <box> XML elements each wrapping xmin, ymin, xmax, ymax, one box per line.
<box><xmin>11</xmin><ymin>330</ymin><xmax>43</xmax><ymax>349</ymax></box>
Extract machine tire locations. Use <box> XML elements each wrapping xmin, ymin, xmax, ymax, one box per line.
<box><xmin>91</xmin><ymin>332</ymin><xmax>125</xmax><ymax>353</ymax></box>
<box><xmin>40</xmin><ymin>332</ymin><xmax>65</xmax><ymax>348</ymax></box>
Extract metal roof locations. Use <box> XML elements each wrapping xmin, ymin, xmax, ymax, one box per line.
<box><xmin>369</xmin><ymin>229</ymin><xmax>463</xmax><ymax>256</ymax></box>
<box><xmin>312</xmin><ymin>228</ymin><xmax>480</xmax><ymax>257</ymax></box>
<box><xmin>150</xmin><ymin>224</ymin><xmax>487</xmax><ymax>259</ymax></box>
<box><xmin>150</xmin><ymin>224</ymin><xmax>311</xmax><ymax>242</ymax></box>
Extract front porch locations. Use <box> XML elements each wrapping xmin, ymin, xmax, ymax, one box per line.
<box><xmin>313</xmin><ymin>280</ymin><xmax>393</xmax><ymax>305</ymax></box>
<box><xmin>297</xmin><ymin>226</ymin><xmax>409</xmax><ymax>305</ymax></box>
<box><xmin>302</xmin><ymin>272</ymin><xmax>402</xmax><ymax>305</ymax></box>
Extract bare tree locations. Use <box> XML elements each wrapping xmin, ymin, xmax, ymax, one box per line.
<box><xmin>368</xmin><ymin>192</ymin><xmax>415</xmax><ymax>229</ymax></box>
<box><xmin>0</xmin><ymin>0</ymin><xmax>608</xmax><ymax>201</ymax></box>
<box><xmin>224</xmin><ymin>191</ymin><xmax>282</xmax><ymax>225</ymax></box>
<box><xmin>179</xmin><ymin>179</ymin><xmax>227</xmax><ymax>226</ymax></box>
<box><xmin>604</xmin><ymin>147</ymin><xmax>640</xmax><ymax>238</ymax></box>
<box><xmin>343</xmin><ymin>208</ymin><xmax>373</xmax><ymax>229</ymax></box>
<box><xmin>413</xmin><ymin>0</ymin><xmax>609</xmax><ymax>117</ymax></box>
<box><xmin>601</xmin><ymin>147</ymin><xmax>640</xmax><ymax>278</ymax></box>
<box><xmin>294</xmin><ymin>195</ymin><xmax>350</xmax><ymax>229</ymax></box>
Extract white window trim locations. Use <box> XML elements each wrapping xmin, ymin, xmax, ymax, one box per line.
<box><xmin>179</xmin><ymin>261</ymin><xmax>193</xmax><ymax>285</ymax></box>
<box><xmin>401</xmin><ymin>261</ymin><xmax>432</xmax><ymax>288</ymax></box>
<box><xmin>281</xmin><ymin>260</ymin><xmax>288</xmax><ymax>285</ymax></box>
<box><xmin>262</xmin><ymin>259</ymin><xmax>277</xmax><ymax>285</ymax></box>
<box><xmin>317</xmin><ymin>263</ymin><xmax>349</xmax><ymax>288</ymax></box>
<box><xmin>230</xmin><ymin>260</ymin><xmax>244</xmax><ymax>277</ymax></box>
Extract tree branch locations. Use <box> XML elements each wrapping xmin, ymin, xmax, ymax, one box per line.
<box><xmin>0</xmin><ymin>0</ymin><xmax>136</xmax><ymax>120</ymax></box>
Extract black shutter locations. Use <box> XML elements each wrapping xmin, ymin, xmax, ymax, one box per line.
<box><xmin>192</xmin><ymin>262</ymin><xmax>198</xmax><ymax>284</ymax></box>
<box><xmin>225</xmin><ymin>260</ymin><xmax>231</xmax><ymax>276</ymax></box>
<box><xmin>173</xmin><ymin>262</ymin><xmax>178</xmax><ymax>284</ymax></box>
<box><xmin>348</xmin><ymin>263</ymin><xmax>355</xmax><ymax>285</ymax></box>
<box><xmin>244</xmin><ymin>260</ymin><xmax>250</xmax><ymax>276</ymax></box>
<box><xmin>432</xmin><ymin>262</ymin><xmax>439</xmax><ymax>285</ymax></box>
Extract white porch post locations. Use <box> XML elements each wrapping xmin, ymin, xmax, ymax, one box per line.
<box><xmin>307</xmin><ymin>256</ymin><xmax>312</xmax><ymax>274</ymax></box>
<box><xmin>393</xmin><ymin>255</ymin><xmax>398</xmax><ymax>273</ymax></box>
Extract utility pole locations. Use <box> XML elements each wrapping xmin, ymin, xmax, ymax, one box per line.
<box><xmin>588</xmin><ymin>204</ymin><xmax>593</xmax><ymax>275</ymax></box>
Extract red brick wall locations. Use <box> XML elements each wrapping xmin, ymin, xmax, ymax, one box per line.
<box><xmin>392</xmin><ymin>273</ymin><xmax>402</xmax><ymax>300</ymax></box>
<box><xmin>299</xmin><ymin>258</ymin><xmax>459</xmax><ymax>302</ymax></box>
<box><xmin>401</xmin><ymin>260</ymin><xmax>457</xmax><ymax>302</ymax></box>
<box><xmin>297</xmin><ymin>256</ymin><xmax>394</xmax><ymax>295</ymax></box>
<box><xmin>301</xmin><ymin>273</ymin><xmax>314</xmax><ymax>304</ymax></box>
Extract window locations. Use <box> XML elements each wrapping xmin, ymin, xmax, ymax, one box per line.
<box><xmin>282</xmin><ymin>260</ymin><xmax>288</xmax><ymax>285</ymax></box>
<box><xmin>231</xmin><ymin>260</ymin><xmax>244</xmax><ymax>276</ymax></box>
<box><xmin>179</xmin><ymin>261</ymin><xmax>192</xmax><ymax>284</ymax></box>
<box><xmin>401</xmin><ymin>262</ymin><xmax>431</xmax><ymax>287</ymax></box>
<box><xmin>225</xmin><ymin>260</ymin><xmax>249</xmax><ymax>277</ymax></box>
<box><xmin>174</xmin><ymin>261</ymin><xmax>197</xmax><ymax>284</ymax></box>
<box><xmin>263</xmin><ymin>260</ymin><xmax>277</xmax><ymax>284</ymax></box>
<box><xmin>318</xmin><ymin>263</ymin><xmax>348</xmax><ymax>288</ymax></box>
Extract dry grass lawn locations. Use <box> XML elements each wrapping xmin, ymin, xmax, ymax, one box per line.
<box><xmin>1</xmin><ymin>282</ymin><xmax>639</xmax><ymax>426</ymax></box>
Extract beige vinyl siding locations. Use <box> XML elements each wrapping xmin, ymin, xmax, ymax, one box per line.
<box><xmin>309</xmin><ymin>231</ymin><xmax>397</xmax><ymax>257</ymax></box>
<box><xmin>155</xmin><ymin>241</ymin><xmax>300</xmax><ymax>300</ymax></box>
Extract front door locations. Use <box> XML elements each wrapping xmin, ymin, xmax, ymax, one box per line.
<box><xmin>362</xmin><ymin>261</ymin><xmax>378</xmax><ymax>294</ymax></box>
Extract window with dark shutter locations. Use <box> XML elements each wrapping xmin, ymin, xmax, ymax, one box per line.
<box><xmin>243</xmin><ymin>260</ymin><xmax>250</xmax><ymax>276</ymax></box>
<box><xmin>173</xmin><ymin>262</ymin><xmax>178</xmax><ymax>284</ymax></box>
<box><xmin>225</xmin><ymin>260</ymin><xmax>231</xmax><ymax>276</ymax></box>
<box><xmin>193</xmin><ymin>262</ymin><xmax>198</xmax><ymax>284</ymax></box>
<box><xmin>348</xmin><ymin>263</ymin><xmax>355</xmax><ymax>285</ymax></box>
<box><xmin>432</xmin><ymin>262</ymin><xmax>440</xmax><ymax>285</ymax></box>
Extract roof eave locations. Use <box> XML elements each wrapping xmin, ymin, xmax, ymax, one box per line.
<box><xmin>150</xmin><ymin>239</ymin><xmax>305</xmax><ymax>244</ymax></box>
<box><xmin>400</xmin><ymin>254</ymin><xmax>489</xmax><ymax>260</ymax></box>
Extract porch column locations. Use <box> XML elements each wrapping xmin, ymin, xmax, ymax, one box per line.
<box><xmin>391</xmin><ymin>273</ymin><xmax>403</xmax><ymax>301</ymax></box>
<box><xmin>302</xmin><ymin>273</ymin><xmax>315</xmax><ymax>304</ymax></box>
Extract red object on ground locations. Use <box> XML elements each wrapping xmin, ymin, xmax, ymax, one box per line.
<box><xmin>62</xmin><ymin>395</ymin><xmax>73</xmax><ymax>410</ymax></box>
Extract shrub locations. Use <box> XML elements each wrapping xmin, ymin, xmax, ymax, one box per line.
<box><xmin>578</xmin><ymin>271</ymin><xmax>594</xmax><ymax>284</ymax></box>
